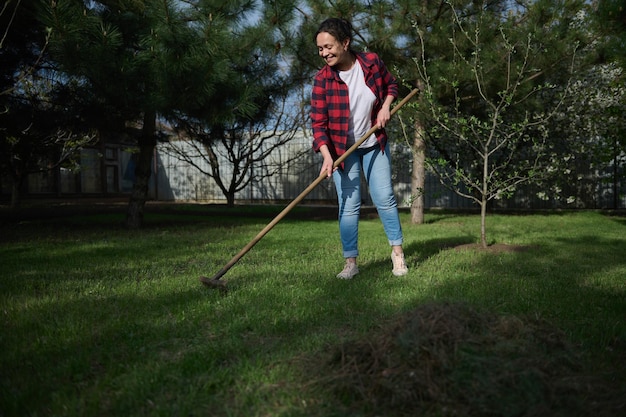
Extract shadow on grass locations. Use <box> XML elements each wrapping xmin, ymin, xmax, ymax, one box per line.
<box><xmin>604</xmin><ymin>213</ymin><xmax>626</xmax><ymax>227</ymax></box>
<box><xmin>360</xmin><ymin>237</ymin><xmax>477</xmax><ymax>275</ymax></box>
<box><xmin>407</xmin><ymin>236</ymin><xmax>476</xmax><ymax>261</ymax></box>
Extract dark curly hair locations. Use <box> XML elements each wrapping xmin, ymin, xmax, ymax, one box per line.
<box><xmin>314</xmin><ymin>18</ymin><xmax>354</xmax><ymax>50</ymax></box>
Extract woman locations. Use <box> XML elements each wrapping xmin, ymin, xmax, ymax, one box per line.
<box><xmin>311</xmin><ymin>18</ymin><xmax>408</xmax><ymax>279</ymax></box>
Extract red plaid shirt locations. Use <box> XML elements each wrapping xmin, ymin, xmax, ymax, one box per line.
<box><xmin>311</xmin><ymin>51</ymin><xmax>398</xmax><ymax>159</ymax></box>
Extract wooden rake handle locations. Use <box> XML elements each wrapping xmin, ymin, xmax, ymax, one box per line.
<box><xmin>208</xmin><ymin>88</ymin><xmax>419</xmax><ymax>281</ymax></box>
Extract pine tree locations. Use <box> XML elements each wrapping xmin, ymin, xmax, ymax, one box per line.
<box><xmin>41</xmin><ymin>0</ymin><xmax>297</xmax><ymax>227</ymax></box>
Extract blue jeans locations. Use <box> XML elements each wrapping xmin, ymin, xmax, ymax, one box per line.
<box><xmin>333</xmin><ymin>143</ymin><xmax>403</xmax><ymax>258</ymax></box>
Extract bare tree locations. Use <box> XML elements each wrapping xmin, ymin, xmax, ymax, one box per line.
<box><xmin>414</xmin><ymin>3</ymin><xmax>580</xmax><ymax>247</ymax></box>
<box><xmin>1</xmin><ymin>1</ymin><xmax>95</xmax><ymax>208</ymax></box>
<box><xmin>2</xmin><ymin>126</ymin><xmax>96</xmax><ymax>208</ymax></box>
<box><xmin>162</xmin><ymin>94</ymin><xmax>310</xmax><ymax>207</ymax></box>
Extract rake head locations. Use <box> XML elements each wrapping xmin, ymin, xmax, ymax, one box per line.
<box><xmin>199</xmin><ymin>276</ymin><xmax>229</xmax><ymax>293</ymax></box>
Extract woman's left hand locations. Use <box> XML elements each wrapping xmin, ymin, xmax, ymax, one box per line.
<box><xmin>376</xmin><ymin>97</ymin><xmax>394</xmax><ymax>128</ymax></box>
<box><xmin>376</xmin><ymin>106</ymin><xmax>391</xmax><ymax>128</ymax></box>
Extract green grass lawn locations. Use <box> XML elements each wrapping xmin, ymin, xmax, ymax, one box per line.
<box><xmin>1</xmin><ymin>206</ymin><xmax>625</xmax><ymax>416</ymax></box>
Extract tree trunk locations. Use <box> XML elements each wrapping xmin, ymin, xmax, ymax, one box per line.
<box><xmin>125</xmin><ymin>111</ymin><xmax>157</xmax><ymax>229</ymax></box>
<box><xmin>226</xmin><ymin>193</ymin><xmax>235</xmax><ymax>208</ymax></box>
<box><xmin>411</xmin><ymin>117</ymin><xmax>426</xmax><ymax>224</ymax></box>
<box><xmin>480</xmin><ymin>199</ymin><xmax>487</xmax><ymax>248</ymax></box>
<box><xmin>411</xmin><ymin>81</ymin><xmax>426</xmax><ymax>224</ymax></box>
<box><xmin>613</xmin><ymin>136</ymin><xmax>619</xmax><ymax>209</ymax></box>
<box><xmin>480</xmin><ymin>144</ymin><xmax>489</xmax><ymax>248</ymax></box>
<box><xmin>10</xmin><ymin>174</ymin><xmax>23</xmax><ymax>209</ymax></box>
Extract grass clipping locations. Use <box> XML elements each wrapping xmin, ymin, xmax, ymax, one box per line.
<box><xmin>314</xmin><ymin>302</ymin><xmax>621</xmax><ymax>417</ymax></box>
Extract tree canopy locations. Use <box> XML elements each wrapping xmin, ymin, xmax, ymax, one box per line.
<box><xmin>39</xmin><ymin>0</ymin><xmax>302</xmax><ymax>226</ymax></box>
<box><xmin>1</xmin><ymin>0</ymin><xmax>623</xmax><ymax>220</ymax></box>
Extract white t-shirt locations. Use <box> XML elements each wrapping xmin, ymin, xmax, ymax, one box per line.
<box><xmin>339</xmin><ymin>61</ymin><xmax>377</xmax><ymax>149</ymax></box>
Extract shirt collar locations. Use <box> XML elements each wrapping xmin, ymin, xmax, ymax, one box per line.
<box><xmin>322</xmin><ymin>52</ymin><xmax>371</xmax><ymax>81</ymax></box>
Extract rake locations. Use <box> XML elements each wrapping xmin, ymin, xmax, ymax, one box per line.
<box><xmin>200</xmin><ymin>88</ymin><xmax>419</xmax><ymax>291</ymax></box>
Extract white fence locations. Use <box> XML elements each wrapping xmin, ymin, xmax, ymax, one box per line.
<box><xmin>151</xmin><ymin>134</ymin><xmax>476</xmax><ymax>209</ymax></box>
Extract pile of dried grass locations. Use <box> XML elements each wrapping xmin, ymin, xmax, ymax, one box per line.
<box><xmin>315</xmin><ymin>302</ymin><xmax>622</xmax><ymax>417</ymax></box>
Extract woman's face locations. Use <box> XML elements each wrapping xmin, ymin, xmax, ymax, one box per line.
<box><xmin>316</xmin><ymin>32</ymin><xmax>352</xmax><ymax>70</ymax></box>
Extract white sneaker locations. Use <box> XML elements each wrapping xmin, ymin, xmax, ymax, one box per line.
<box><xmin>391</xmin><ymin>251</ymin><xmax>408</xmax><ymax>276</ymax></box>
<box><xmin>337</xmin><ymin>262</ymin><xmax>359</xmax><ymax>279</ymax></box>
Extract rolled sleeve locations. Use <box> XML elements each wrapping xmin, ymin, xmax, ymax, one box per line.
<box><xmin>311</xmin><ymin>77</ymin><xmax>331</xmax><ymax>153</ymax></box>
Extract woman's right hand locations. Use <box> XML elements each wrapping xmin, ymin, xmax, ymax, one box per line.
<box><xmin>320</xmin><ymin>156</ymin><xmax>335</xmax><ymax>178</ymax></box>
<box><xmin>319</xmin><ymin>145</ymin><xmax>335</xmax><ymax>178</ymax></box>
